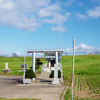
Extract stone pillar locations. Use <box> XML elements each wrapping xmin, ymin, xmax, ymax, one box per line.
<box><xmin>32</xmin><ymin>52</ymin><xmax>35</xmax><ymax>81</ymax></box>
<box><xmin>55</xmin><ymin>51</ymin><xmax>58</xmax><ymax>64</ymax></box>
<box><xmin>5</xmin><ymin>63</ymin><xmax>8</xmax><ymax>69</ymax></box>
<box><xmin>52</xmin><ymin>64</ymin><xmax>59</xmax><ymax>84</ymax></box>
<box><xmin>60</xmin><ymin>64</ymin><xmax>63</xmax><ymax>82</ymax></box>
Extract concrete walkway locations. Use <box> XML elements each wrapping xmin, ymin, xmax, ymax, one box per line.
<box><xmin>0</xmin><ymin>72</ymin><xmax>65</xmax><ymax>100</ymax></box>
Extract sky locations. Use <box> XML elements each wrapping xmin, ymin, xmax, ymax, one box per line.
<box><xmin>0</xmin><ymin>0</ymin><xmax>100</xmax><ymax>57</ymax></box>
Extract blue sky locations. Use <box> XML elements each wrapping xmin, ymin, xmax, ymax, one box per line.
<box><xmin>0</xmin><ymin>0</ymin><xmax>100</xmax><ymax>56</ymax></box>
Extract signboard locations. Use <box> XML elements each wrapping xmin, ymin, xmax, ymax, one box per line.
<box><xmin>46</xmin><ymin>52</ymin><xmax>62</xmax><ymax>60</ymax></box>
<box><xmin>21</xmin><ymin>64</ymin><xmax>27</xmax><ymax>69</ymax></box>
<box><xmin>44</xmin><ymin>51</ymin><xmax>46</xmax><ymax>57</ymax></box>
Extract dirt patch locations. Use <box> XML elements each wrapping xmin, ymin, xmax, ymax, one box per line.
<box><xmin>73</xmin><ymin>75</ymin><xmax>100</xmax><ymax>99</ymax></box>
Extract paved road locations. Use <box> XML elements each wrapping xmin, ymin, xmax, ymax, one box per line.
<box><xmin>0</xmin><ymin>72</ymin><xmax>65</xmax><ymax>100</ymax></box>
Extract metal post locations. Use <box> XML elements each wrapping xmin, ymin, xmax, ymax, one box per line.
<box><xmin>23</xmin><ymin>18</ymin><xmax>27</xmax><ymax>84</ymax></box>
<box><xmin>71</xmin><ymin>39</ymin><xmax>75</xmax><ymax>100</ymax></box>
<box><xmin>59</xmin><ymin>15</ymin><xmax>63</xmax><ymax>83</ymax></box>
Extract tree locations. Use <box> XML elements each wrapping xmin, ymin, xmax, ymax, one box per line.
<box><xmin>0</xmin><ymin>55</ymin><xmax>4</xmax><ymax>57</ymax></box>
<box><xmin>35</xmin><ymin>58</ymin><xmax>43</xmax><ymax>69</ymax></box>
<box><xmin>12</xmin><ymin>53</ymin><xmax>17</xmax><ymax>57</ymax></box>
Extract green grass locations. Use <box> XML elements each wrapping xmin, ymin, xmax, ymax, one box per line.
<box><xmin>62</xmin><ymin>55</ymin><xmax>100</xmax><ymax>100</ymax></box>
<box><xmin>0</xmin><ymin>55</ymin><xmax>100</xmax><ymax>100</ymax></box>
<box><xmin>0</xmin><ymin>57</ymin><xmax>47</xmax><ymax>75</ymax></box>
<box><xmin>64</xmin><ymin>88</ymin><xmax>71</xmax><ymax>100</ymax></box>
<box><xmin>73</xmin><ymin>98</ymin><xmax>94</xmax><ymax>100</ymax></box>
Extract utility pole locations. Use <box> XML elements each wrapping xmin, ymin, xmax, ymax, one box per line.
<box><xmin>71</xmin><ymin>38</ymin><xmax>75</xmax><ymax>100</ymax></box>
<box><xmin>24</xmin><ymin>18</ymin><xmax>27</xmax><ymax>82</ymax></box>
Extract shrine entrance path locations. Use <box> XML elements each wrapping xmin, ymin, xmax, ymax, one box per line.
<box><xmin>0</xmin><ymin>72</ymin><xmax>65</xmax><ymax>100</ymax></box>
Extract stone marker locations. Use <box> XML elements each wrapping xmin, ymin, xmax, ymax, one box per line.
<box><xmin>5</xmin><ymin>63</ymin><xmax>8</xmax><ymax>69</ymax></box>
<box><xmin>41</xmin><ymin>64</ymin><xmax>44</xmax><ymax>73</ymax></box>
<box><xmin>59</xmin><ymin>63</ymin><xmax>63</xmax><ymax>82</ymax></box>
<box><xmin>52</xmin><ymin>64</ymin><xmax>59</xmax><ymax>84</ymax></box>
<box><xmin>23</xmin><ymin>73</ymin><xmax>31</xmax><ymax>84</ymax></box>
<box><xmin>2</xmin><ymin>62</ymin><xmax>12</xmax><ymax>73</ymax></box>
<box><xmin>44</xmin><ymin>63</ymin><xmax>47</xmax><ymax>71</ymax></box>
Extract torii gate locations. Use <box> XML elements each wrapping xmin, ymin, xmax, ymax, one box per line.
<box><xmin>27</xmin><ymin>49</ymin><xmax>63</xmax><ymax>83</ymax></box>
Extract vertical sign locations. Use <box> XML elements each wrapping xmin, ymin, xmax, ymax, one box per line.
<box><xmin>44</xmin><ymin>51</ymin><xmax>46</xmax><ymax>57</ymax></box>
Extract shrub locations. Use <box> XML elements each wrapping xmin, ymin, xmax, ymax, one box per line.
<box><xmin>49</xmin><ymin>70</ymin><xmax>61</xmax><ymax>78</ymax></box>
<box><xmin>25</xmin><ymin>69</ymin><xmax>36</xmax><ymax>79</ymax></box>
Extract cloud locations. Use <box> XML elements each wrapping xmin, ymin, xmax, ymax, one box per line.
<box><xmin>86</xmin><ymin>6</ymin><xmax>100</xmax><ymax>19</ymax></box>
<box><xmin>0</xmin><ymin>0</ymin><xmax>71</xmax><ymax>31</ymax></box>
<box><xmin>76</xmin><ymin>6</ymin><xmax>100</xmax><ymax>20</ymax></box>
<box><xmin>0</xmin><ymin>0</ymin><xmax>14</xmax><ymax>11</ymax></box>
<box><xmin>37</xmin><ymin>4</ymin><xmax>61</xmax><ymax>18</ymax></box>
<box><xmin>0</xmin><ymin>50</ymin><xmax>24</xmax><ymax>57</ymax></box>
<box><xmin>41</xmin><ymin>12</ymin><xmax>71</xmax><ymax>24</ymax></box>
<box><xmin>66</xmin><ymin>0</ymin><xmax>75</xmax><ymax>6</ymax></box>
<box><xmin>51</xmin><ymin>26</ymin><xmax>67</xmax><ymax>32</ymax></box>
<box><xmin>77</xmin><ymin>2</ymin><xmax>84</xmax><ymax>6</ymax></box>
<box><xmin>65</xmin><ymin>43</ymin><xmax>100</xmax><ymax>55</ymax></box>
<box><xmin>76</xmin><ymin>12</ymin><xmax>87</xmax><ymax>20</ymax></box>
<box><xmin>91</xmin><ymin>0</ymin><xmax>100</xmax><ymax>5</ymax></box>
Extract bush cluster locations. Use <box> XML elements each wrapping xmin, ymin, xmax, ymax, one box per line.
<box><xmin>25</xmin><ymin>69</ymin><xmax>36</xmax><ymax>79</ymax></box>
<box><xmin>49</xmin><ymin>70</ymin><xmax>61</xmax><ymax>78</ymax></box>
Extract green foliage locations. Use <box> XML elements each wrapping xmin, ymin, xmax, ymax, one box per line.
<box><xmin>73</xmin><ymin>98</ymin><xmax>93</xmax><ymax>100</ymax></box>
<box><xmin>12</xmin><ymin>53</ymin><xmax>17</xmax><ymax>57</ymax></box>
<box><xmin>49</xmin><ymin>70</ymin><xmax>61</xmax><ymax>78</ymax></box>
<box><xmin>35</xmin><ymin>58</ymin><xmax>43</xmax><ymax>69</ymax></box>
<box><xmin>25</xmin><ymin>68</ymin><xmax>36</xmax><ymax>79</ymax></box>
<box><xmin>64</xmin><ymin>88</ymin><xmax>71</xmax><ymax>100</ymax></box>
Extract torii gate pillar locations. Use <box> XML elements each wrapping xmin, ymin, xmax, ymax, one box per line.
<box><xmin>55</xmin><ymin>51</ymin><xmax>58</xmax><ymax>64</ymax></box>
<box><xmin>32</xmin><ymin>52</ymin><xmax>35</xmax><ymax>81</ymax></box>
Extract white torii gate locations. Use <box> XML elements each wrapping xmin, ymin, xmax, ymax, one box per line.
<box><xmin>27</xmin><ymin>49</ymin><xmax>63</xmax><ymax>83</ymax></box>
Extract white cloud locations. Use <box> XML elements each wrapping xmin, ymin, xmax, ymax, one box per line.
<box><xmin>0</xmin><ymin>0</ymin><xmax>71</xmax><ymax>31</ymax></box>
<box><xmin>51</xmin><ymin>26</ymin><xmax>67</xmax><ymax>32</ymax></box>
<box><xmin>65</xmin><ymin>43</ymin><xmax>100</xmax><ymax>55</ymax></box>
<box><xmin>0</xmin><ymin>0</ymin><xmax>14</xmax><ymax>11</ymax></box>
<box><xmin>86</xmin><ymin>6</ymin><xmax>100</xmax><ymax>19</ymax></box>
<box><xmin>76</xmin><ymin>6</ymin><xmax>100</xmax><ymax>20</ymax></box>
<box><xmin>37</xmin><ymin>4</ymin><xmax>61</xmax><ymax>17</ymax></box>
<box><xmin>76</xmin><ymin>12</ymin><xmax>87</xmax><ymax>20</ymax></box>
<box><xmin>0</xmin><ymin>0</ymin><xmax>3</xmax><ymax>3</ymax></box>
<box><xmin>66</xmin><ymin>0</ymin><xmax>75</xmax><ymax>6</ymax></box>
<box><xmin>42</xmin><ymin>12</ymin><xmax>71</xmax><ymax>24</ymax></box>
<box><xmin>91</xmin><ymin>0</ymin><xmax>100</xmax><ymax>4</ymax></box>
<box><xmin>77</xmin><ymin>2</ymin><xmax>84</xmax><ymax>6</ymax></box>
<box><xmin>0</xmin><ymin>50</ymin><xmax>24</xmax><ymax>57</ymax></box>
